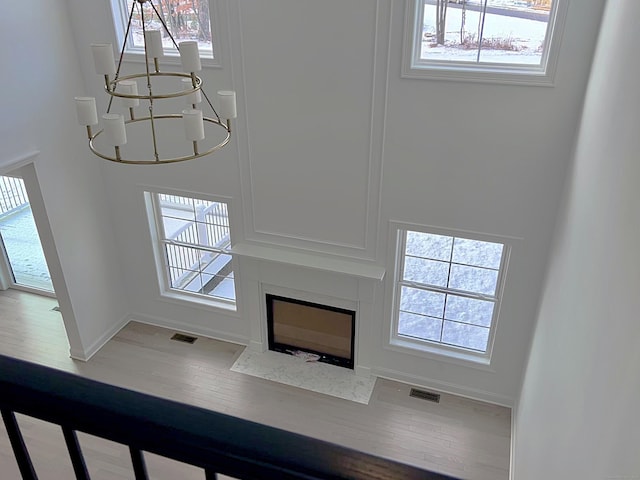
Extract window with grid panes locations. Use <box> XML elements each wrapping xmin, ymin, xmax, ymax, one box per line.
<box><xmin>394</xmin><ymin>229</ymin><xmax>507</xmax><ymax>356</ymax></box>
<box><xmin>148</xmin><ymin>192</ymin><xmax>235</xmax><ymax>308</ymax></box>
<box><xmin>403</xmin><ymin>0</ymin><xmax>567</xmax><ymax>85</ymax></box>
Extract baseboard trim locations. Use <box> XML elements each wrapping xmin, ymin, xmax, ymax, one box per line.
<box><xmin>129</xmin><ymin>312</ymin><xmax>249</xmax><ymax>347</ymax></box>
<box><xmin>372</xmin><ymin>366</ymin><xmax>515</xmax><ymax>408</ymax></box>
<box><xmin>69</xmin><ymin>314</ymin><xmax>130</xmax><ymax>362</ymax></box>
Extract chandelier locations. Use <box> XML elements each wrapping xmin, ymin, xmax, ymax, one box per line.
<box><xmin>74</xmin><ymin>0</ymin><xmax>236</xmax><ymax>165</ymax></box>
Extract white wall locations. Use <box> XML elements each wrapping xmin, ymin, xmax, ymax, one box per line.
<box><xmin>372</xmin><ymin>0</ymin><xmax>605</xmax><ymax>404</ymax></box>
<box><xmin>0</xmin><ymin>1</ymin><xmax>128</xmax><ymax>359</ymax></box>
<box><xmin>60</xmin><ymin>0</ymin><xmax>604</xmax><ymax>403</ymax></box>
<box><xmin>514</xmin><ymin>0</ymin><xmax>640</xmax><ymax>477</ymax></box>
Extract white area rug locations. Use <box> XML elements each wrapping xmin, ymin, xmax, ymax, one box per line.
<box><xmin>230</xmin><ymin>349</ymin><xmax>376</xmax><ymax>404</ymax></box>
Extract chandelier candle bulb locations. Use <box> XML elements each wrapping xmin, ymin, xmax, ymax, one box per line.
<box><xmin>217</xmin><ymin>91</ymin><xmax>237</xmax><ymax>119</ymax></box>
<box><xmin>182</xmin><ymin>78</ymin><xmax>202</xmax><ymax>106</ymax></box>
<box><xmin>179</xmin><ymin>41</ymin><xmax>202</xmax><ymax>72</ymax></box>
<box><xmin>74</xmin><ymin>97</ymin><xmax>98</xmax><ymax>126</ymax></box>
<box><xmin>91</xmin><ymin>44</ymin><xmax>116</xmax><ymax>76</ymax></box>
<box><xmin>119</xmin><ymin>80</ymin><xmax>140</xmax><ymax>108</ymax></box>
<box><xmin>102</xmin><ymin>114</ymin><xmax>127</xmax><ymax>146</ymax></box>
<box><xmin>144</xmin><ymin>30</ymin><xmax>164</xmax><ymax>59</ymax></box>
<box><xmin>183</xmin><ymin>109</ymin><xmax>205</xmax><ymax>141</ymax></box>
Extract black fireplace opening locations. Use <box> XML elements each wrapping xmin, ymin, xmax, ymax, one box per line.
<box><xmin>266</xmin><ymin>294</ymin><xmax>355</xmax><ymax>369</ymax></box>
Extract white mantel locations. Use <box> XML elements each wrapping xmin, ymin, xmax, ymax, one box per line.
<box><xmin>232</xmin><ymin>243</ymin><xmax>385</xmax><ymax>377</ymax></box>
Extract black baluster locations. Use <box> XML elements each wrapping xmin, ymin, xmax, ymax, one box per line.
<box><xmin>129</xmin><ymin>447</ymin><xmax>149</xmax><ymax>480</ymax></box>
<box><xmin>205</xmin><ymin>469</ymin><xmax>218</xmax><ymax>480</ymax></box>
<box><xmin>1</xmin><ymin>409</ymin><xmax>38</xmax><ymax>480</ymax></box>
<box><xmin>61</xmin><ymin>426</ymin><xmax>91</xmax><ymax>480</ymax></box>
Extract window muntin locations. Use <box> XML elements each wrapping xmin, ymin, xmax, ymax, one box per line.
<box><xmin>113</xmin><ymin>0</ymin><xmax>214</xmax><ymax>59</ymax></box>
<box><xmin>394</xmin><ymin>230</ymin><xmax>507</xmax><ymax>354</ymax></box>
<box><xmin>150</xmin><ymin>192</ymin><xmax>235</xmax><ymax>308</ymax></box>
<box><xmin>404</xmin><ymin>0</ymin><xmax>565</xmax><ymax>83</ymax></box>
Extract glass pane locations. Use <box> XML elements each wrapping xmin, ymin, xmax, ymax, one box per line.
<box><xmin>168</xmin><ymin>266</ymin><xmax>195</xmax><ymax>290</ymax></box>
<box><xmin>199</xmin><ymin>272</ymin><xmax>215</xmax><ymax>292</ymax></box>
<box><xmin>442</xmin><ymin>321</ymin><xmax>490</xmax><ymax>352</ymax></box>
<box><xmin>0</xmin><ymin>204</ymin><xmax>53</xmax><ymax>292</ymax></box>
<box><xmin>160</xmin><ymin>207</ymin><xmax>195</xmax><ymax>222</ymax></box>
<box><xmin>209</xmin><ymin>276</ymin><xmax>235</xmax><ymax>300</ymax></box>
<box><xmin>199</xmin><ymin>202</ymin><xmax>230</xmax><ymax>247</ymax></box>
<box><xmin>452</xmin><ymin>238</ymin><xmax>503</xmax><ymax>269</ymax></box>
<box><xmin>159</xmin><ymin>196</ymin><xmax>195</xmax><ymax>239</ymax></box>
<box><xmin>445</xmin><ymin>294</ymin><xmax>494</xmax><ymax>327</ymax></box>
<box><xmin>420</xmin><ymin>0</ymin><xmax>553</xmax><ymax>66</ymax></box>
<box><xmin>449</xmin><ymin>264</ymin><xmax>498</xmax><ymax>296</ymax></box>
<box><xmin>160</xmin><ymin>196</ymin><xmax>231</xmax><ymax>248</ymax></box>
<box><xmin>398</xmin><ymin>311</ymin><xmax>442</xmax><ymax>342</ymax></box>
<box><xmin>201</xmin><ymin>252</ymin><xmax>232</xmax><ymax>276</ymax></box>
<box><xmin>163</xmin><ymin>217</ymin><xmax>195</xmax><ymax>242</ymax></box>
<box><xmin>477</xmin><ymin>3</ymin><xmax>551</xmax><ymax>65</ymax></box>
<box><xmin>405</xmin><ymin>231</ymin><xmax>452</xmax><ymax>261</ymax></box>
<box><xmin>400</xmin><ymin>286</ymin><xmax>445</xmax><ymax>318</ymax></box>
<box><xmin>403</xmin><ymin>256</ymin><xmax>449</xmax><ymax>286</ymax></box>
<box><xmin>165</xmin><ymin>243</ymin><xmax>205</xmax><ymax>273</ymax></box>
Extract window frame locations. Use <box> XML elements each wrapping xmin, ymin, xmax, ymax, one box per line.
<box><xmin>109</xmin><ymin>0</ymin><xmax>222</xmax><ymax>68</ymax></box>
<box><xmin>389</xmin><ymin>223</ymin><xmax>510</xmax><ymax>365</ymax></box>
<box><xmin>145</xmin><ymin>189</ymin><xmax>237</xmax><ymax>312</ymax></box>
<box><xmin>401</xmin><ymin>0</ymin><xmax>569</xmax><ymax>86</ymax></box>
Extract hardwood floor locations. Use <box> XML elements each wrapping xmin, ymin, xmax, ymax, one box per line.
<box><xmin>0</xmin><ymin>289</ymin><xmax>511</xmax><ymax>480</ymax></box>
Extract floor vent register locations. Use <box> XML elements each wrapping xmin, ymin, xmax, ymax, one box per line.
<box><xmin>171</xmin><ymin>333</ymin><xmax>198</xmax><ymax>344</ymax></box>
<box><xmin>409</xmin><ymin>388</ymin><xmax>441</xmax><ymax>403</ymax></box>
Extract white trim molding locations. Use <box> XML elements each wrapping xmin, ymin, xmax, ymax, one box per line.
<box><xmin>236</xmin><ymin>1</ymin><xmax>392</xmax><ymax>260</ymax></box>
<box><xmin>373</xmin><ymin>365</ymin><xmax>515</xmax><ymax>407</ymax></box>
<box><xmin>0</xmin><ymin>150</ymin><xmax>40</xmax><ymax>174</ymax></box>
<box><xmin>129</xmin><ymin>312</ymin><xmax>248</xmax><ymax>347</ymax></box>
<box><xmin>70</xmin><ymin>314</ymin><xmax>130</xmax><ymax>361</ymax></box>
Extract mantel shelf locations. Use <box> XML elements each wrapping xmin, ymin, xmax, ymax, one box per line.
<box><xmin>230</xmin><ymin>243</ymin><xmax>386</xmax><ymax>282</ymax></box>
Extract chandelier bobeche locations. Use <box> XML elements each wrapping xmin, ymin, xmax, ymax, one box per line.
<box><xmin>74</xmin><ymin>0</ymin><xmax>236</xmax><ymax>165</ymax></box>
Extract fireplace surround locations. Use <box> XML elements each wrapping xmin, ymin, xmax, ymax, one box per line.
<box><xmin>266</xmin><ymin>294</ymin><xmax>356</xmax><ymax>369</ymax></box>
<box><xmin>232</xmin><ymin>242</ymin><xmax>386</xmax><ymax>377</ymax></box>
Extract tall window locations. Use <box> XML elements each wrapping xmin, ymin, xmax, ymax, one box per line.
<box><xmin>403</xmin><ymin>0</ymin><xmax>567</xmax><ymax>84</ymax></box>
<box><xmin>111</xmin><ymin>0</ymin><xmax>215</xmax><ymax>60</ymax></box>
<box><xmin>393</xmin><ymin>228</ymin><xmax>508</xmax><ymax>358</ymax></box>
<box><xmin>147</xmin><ymin>192</ymin><xmax>235</xmax><ymax>309</ymax></box>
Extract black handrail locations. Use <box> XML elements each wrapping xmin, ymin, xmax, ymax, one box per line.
<box><xmin>0</xmin><ymin>354</ymin><xmax>458</xmax><ymax>480</ymax></box>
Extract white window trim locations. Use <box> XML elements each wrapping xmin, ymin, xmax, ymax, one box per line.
<box><xmin>144</xmin><ymin>188</ymin><xmax>237</xmax><ymax>312</ymax></box>
<box><xmin>108</xmin><ymin>0</ymin><xmax>223</xmax><ymax>68</ymax></box>
<box><xmin>401</xmin><ymin>0</ymin><xmax>569</xmax><ymax>86</ymax></box>
<box><xmin>386</xmin><ymin>222</ymin><xmax>512</xmax><ymax>367</ymax></box>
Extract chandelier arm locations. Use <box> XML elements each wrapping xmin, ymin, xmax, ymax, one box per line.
<box><xmin>139</xmin><ymin>1</ymin><xmax>160</xmax><ymax>161</ymax></box>
<box><xmin>118</xmin><ymin>1</ymin><xmax>137</xmax><ymax>75</ymax></box>
<box><xmin>107</xmin><ymin>0</ymin><xmax>138</xmax><ymax>114</ymax></box>
<box><xmin>200</xmin><ymin>88</ymin><xmax>222</xmax><ymax>125</ymax></box>
<box><xmin>148</xmin><ymin>1</ymin><xmax>180</xmax><ymax>51</ymax></box>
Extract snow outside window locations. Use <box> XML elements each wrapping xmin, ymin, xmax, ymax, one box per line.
<box><xmin>111</xmin><ymin>0</ymin><xmax>215</xmax><ymax>61</ymax></box>
<box><xmin>393</xmin><ymin>228</ymin><xmax>508</xmax><ymax>359</ymax></box>
<box><xmin>147</xmin><ymin>192</ymin><xmax>236</xmax><ymax>309</ymax></box>
<box><xmin>402</xmin><ymin>0</ymin><xmax>568</xmax><ymax>85</ymax></box>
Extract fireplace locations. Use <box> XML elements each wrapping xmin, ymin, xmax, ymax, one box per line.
<box><xmin>266</xmin><ymin>294</ymin><xmax>356</xmax><ymax>369</ymax></box>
